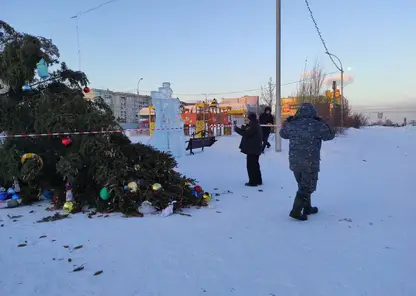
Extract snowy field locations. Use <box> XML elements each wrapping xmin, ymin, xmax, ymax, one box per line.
<box><xmin>0</xmin><ymin>127</ymin><xmax>415</xmax><ymax>296</ymax></box>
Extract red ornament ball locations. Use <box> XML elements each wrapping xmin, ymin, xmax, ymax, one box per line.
<box><xmin>83</xmin><ymin>87</ymin><xmax>90</xmax><ymax>93</ymax></box>
<box><xmin>62</xmin><ymin>137</ymin><xmax>72</xmax><ymax>146</ymax></box>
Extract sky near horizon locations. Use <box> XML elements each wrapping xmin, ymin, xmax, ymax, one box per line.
<box><xmin>3</xmin><ymin>0</ymin><xmax>416</xmax><ymax>109</ymax></box>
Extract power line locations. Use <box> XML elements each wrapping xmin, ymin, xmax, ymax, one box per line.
<box><xmin>303</xmin><ymin>0</ymin><xmax>339</xmax><ymax>70</ymax></box>
<box><xmin>115</xmin><ymin>71</ymin><xmax>339</xmax><ymax>97</ymax></box>
<box><xmin>70</xmin><ymin>0</ymin><xmax>121</xmax><ymax>19</ymax></box>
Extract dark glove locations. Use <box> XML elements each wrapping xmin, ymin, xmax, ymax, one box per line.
<box><xmin>286</xmin><ymin>116</ymin><xmax>294</xmax><ymax>122</ymax></box>
<box><xmin>314</xmin><ymin>116</ymin><xmax>323</xmax><ymax>121</ymax></box>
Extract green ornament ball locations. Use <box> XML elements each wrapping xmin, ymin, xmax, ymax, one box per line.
<box><xmin>100</xmin><ymin>187</ymin><xmax>111</xmax><ymax>200</ymax></box>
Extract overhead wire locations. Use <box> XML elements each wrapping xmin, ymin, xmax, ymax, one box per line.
<box><xmin>303</xmin><ymin>0</ymin><xmax>340</xmax><ymax>71</ymax></box>
<box><xmin>118</xmin><ymin>70</ymin><xmax>339</xmax><ymax>97</ymax></box>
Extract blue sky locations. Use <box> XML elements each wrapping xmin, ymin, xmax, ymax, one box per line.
<box><xmin>3</xmin><ymin>0</ymin><xmax>416</xmax><ymax>110</ymax></box>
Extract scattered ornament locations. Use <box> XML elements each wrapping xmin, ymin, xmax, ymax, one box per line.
<box><xmin>83</xmin><ymin>87</ymin><xmax>90</xmax><ymax>93</ymax></box>
<box><xmin>22</xmin><ymin>84</ymin><xmax>31</xmax><ymax>91</ymax></box>
<box><xmin>62</xmin><ymin>137</ymin><xmax>72</xmax><ymax>147</ymax></box>
<box><xmin>123</xmin><ymin>185</ymin><xmax>129</xmax><ymax>191</ymax></box>
<box><xmin>7</xmin><ymin>188</ymin><xmax>15</xmax><ymax>195</ymax></box>
<box><xmin>21</xmin><ymin>153</ymin><xmax>43</xmax><ymax>169</ymax></box>
<box><xmin>36</xmin><ymin>58</ymin><xmax>49</xmax><ymax>79</ymax></box>
<box><xmin>11</xmin><ymin>194</ymin><xmax>19</xmax><ymax>200</ymax></box>
<box><xmin>41</xmin><ymin>189</ymin><xmax>53</xmax><ymax>200</ymax></box>
<box><xmin>152</xmin><ymin>183</ymin><xmax>162</xmax><ymax>191</ymax></box>
<box><xmin>127</xmin><ymin>181</ymin><xmax>138</xmax><ymax>192</ymax></box>
<box><xmin>161</xmin><ymin>201</ymin><xmax>176</xmax><ymax>217</ymax></box>
<box><xmin>65</xmin><ymin>189</ymin><xmax>73</xmax><ymax>202</ymax></box>
<box><xmin>99</xmin><ymin>187</ymin><xmax>111</xmax><ymax>200</ymax></box>
<box><xmin>138</xmin><ymin>201</ymin><xmax>157</xmax><ymax>215</ymax></box>
<box><xmin>63</xmin><ymin>201</ymin><xmax>74</xmax><ymax>213</ymax></box>
<box><xmin>194</xmin><ymin>185</ymin><xmax>203</xmax><ymax>192</ymax></box>
<box><xmin>133</xmin><ymin>164</ymin><xmax>140</xmax><ymax>171</ymax></box>
<box><xmin>0</xmin><ymin>191</ymin><xmax>7</xmax><ymax>201</ymax></box>
<box><xmin>202</xmin><ymin>192</ymin><xmax>212</xmax><ymax>203</ymax></box>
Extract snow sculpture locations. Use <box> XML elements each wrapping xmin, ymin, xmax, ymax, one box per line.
<box><xmin>147</xmin><ymin>82</ymin><xmax>185</xmax><ymax>158</ymax></box>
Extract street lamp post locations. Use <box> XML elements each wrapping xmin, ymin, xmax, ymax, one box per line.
<box><xmin>325</xmin><ymin>52</ymin><xmax>344</xmax><ymax>127</ymax></box>
<box><xmin>137</xmin><ymin>78</ymin><xmax>143</xmax><ymax>95</ymax></box>
<box><xmin>275</xmin><ymin>0</ymin><xmax>282</xmax><ymax>152</ymax></box>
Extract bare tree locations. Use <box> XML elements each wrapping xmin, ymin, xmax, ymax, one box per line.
<box><xmin>260</xmin><ymin>77</ymin><xmax>276</xmax><ymax>107</ymax></box>
<box><xmin>297</xmin><ymin>60</ymin><xmax>327</xmax><ymax>104</ymax></box>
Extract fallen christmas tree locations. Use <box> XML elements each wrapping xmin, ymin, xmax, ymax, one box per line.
<box><xmin>0</xmin><ymin>20</ymin><xmax>206</xmax><ymax>214</ymax></box>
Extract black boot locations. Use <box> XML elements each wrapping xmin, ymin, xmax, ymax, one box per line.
<box><xmin>303</xmin><ymin>194</ymin><xmax>318</xmax><ymax>215</ymax></box>
<box><xmin>289</xmin><ymin>193</ymin><xmax>308</xmax><ymax>221</ymax></box>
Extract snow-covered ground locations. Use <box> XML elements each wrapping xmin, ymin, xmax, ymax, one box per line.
<box><xmin>1</xmin><ymin>127</ymin><xmax>415</xmax><ymax>296</ymax></box>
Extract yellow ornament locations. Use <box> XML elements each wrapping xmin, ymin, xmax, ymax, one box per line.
<box><xmin>127</xmin><ymin>181</ymin><xmax>138</xmax><ymax>192</ymax></box>
<box><xmin>152</xmin><ymin>183</ymin><xmax>162</xmax><ymax>191</ymax></box>
<box><xmin>21</xmin><ymin>153</ymin><xmax>44</xmax><ymax>169</ymax></box>
<box><xmin>202</xmin><ymin>192</ymin><xmax>212</xmax><ymax>203</ymax></box>
<box><xmin>63</xmin><ymin>201</ymin><xmax>74</xmax><ymax>213</ymax></box>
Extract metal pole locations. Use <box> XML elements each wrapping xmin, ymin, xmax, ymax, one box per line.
<box><xmin>332</xmin><ymin>80</ymin><xmax>337</xmax><ymax>126</ymax></box>
<box><xmin>137</xmin><ymin>78</ymin><xmax>143</xmax><ymax>95</ymax></box>
<box><xmin>325</xmin><ymin>52</ymin><xmax>344</xmax><ymax>127</ymax></box>
<box><xmin>340</xmin><ymin>69</ymin><xmax>344</xmax><ymax>127</ymax></box>
<box><xmin>275</xmin><ymin>0</ymin><xmax>282</xmax><ymax>152</ymax></box>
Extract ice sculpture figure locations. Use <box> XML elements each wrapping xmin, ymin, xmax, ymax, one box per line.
<box><xmin>147</xmin><ymin>82</ymin><xmax>185</xmax><ymax>158</ymax></box>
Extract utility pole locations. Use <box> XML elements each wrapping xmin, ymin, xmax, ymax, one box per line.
<box><xmin>332</xmin><ymin>80</ymin><xmax>337</xmax><ymax>126</ymax></box>
<box><xmin>137</xmin><ymin>78</ymin><xmax>143</xmax><ymax>95</ymax></box>
<box><xmin>275</xmin><ymin>0</ymin><xmax>282</xmax><ymax>152</ymax></box>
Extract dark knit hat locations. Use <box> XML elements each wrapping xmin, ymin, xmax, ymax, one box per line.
<box><xmin>247</xmin><ymin>112</ymin><xmax>257</xmax><ymax>121</ymax></box>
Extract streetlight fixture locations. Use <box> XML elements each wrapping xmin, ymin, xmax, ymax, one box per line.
<box><xmin>137</xmin><ymin>78</ymin><xmax>143</xmax><ymax>95</ymax></box>
<box><xmin>325</xmin><ymin>52</ymin><xmax>344</xmax><ymax>127</ymax></box>
<box><xmin>275</xmin><ymin>0</ymin><xmax>282</xmax><ymax>152</ymax></box>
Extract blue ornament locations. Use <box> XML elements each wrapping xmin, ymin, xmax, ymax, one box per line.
<box><xmin>0</xmin><ymin>192</ymin><xmax>7</xmax><ymax>201</ymax></box>
<box><xmin>43</xmin><ymin>189</ymin><xmax>52</xmax><ymax>200</ymax></box>
<box><xmin>0</xmin><ymin>187</ymin><xmax>6</xmax><ymax>192</ymax></box>
<box><xmin>11</xmin><ymin>194</ymin><xmax>19</xmax><ymax>200</ymax></box>
<box><xmin>7</xmin><ymin>187</ymin><xmax>15</xmax><ymax>195</ymax></box>
<box><xmin>22</xmin><ymin>84</ymin><xmax>31</xmax><ymax>91</ymax></box>
<box><xmin>123</xmin><ymin>185</ymin><xmax>129</xmax><ymax>191</ymax></box>
<box><xmin>37</xmin><ymin>58</ymin><xmax>49</xmax><ymax>79</ymax></box>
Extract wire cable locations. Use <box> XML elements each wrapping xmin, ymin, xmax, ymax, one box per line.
<box><xmin>116</xmin><ymin>71</ymin><xmax>339</xmax><ymax>97</ymax></box>
<box><xmin>303</xmin><ymin>0</ymin><xmax>339</xmax><ymax>70</ymax></box>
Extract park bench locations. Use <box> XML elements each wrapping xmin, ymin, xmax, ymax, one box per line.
<box><xmin>186</xmin><ymin>131</ymin><xmax>217</xmax><ymax>155</ymax></box>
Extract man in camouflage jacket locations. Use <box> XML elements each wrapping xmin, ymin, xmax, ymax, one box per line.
<box><xmin>279</xmin><ymin>103</ymin><xmax>335</xmax><ymax>221</ymax></box>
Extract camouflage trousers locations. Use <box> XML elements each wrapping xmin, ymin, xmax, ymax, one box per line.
<box><xmin>293</xmin><ymin>171</ymin><xmax>318</xmax><ymax>195</ymax></box>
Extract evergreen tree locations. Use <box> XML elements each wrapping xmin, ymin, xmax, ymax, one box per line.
<box><xmin>0</xmin><ymin>21</ymin><xmax>201</xmax><ymax>214</ymax></box>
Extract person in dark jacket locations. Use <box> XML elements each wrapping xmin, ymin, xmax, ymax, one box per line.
<box><xmin>234</xmin><ymin>112</ymin><xmax>263</xmax><ymax>186</ymax></box>
<box><xmin>259</xmin><ymin>106</ymin><xmax>274</xmax><ymax>153</ymax></box>
<box><xmin>279</xmin><ymin>103</ymin><xmax>335</xmax><ymax>221</ymax></box>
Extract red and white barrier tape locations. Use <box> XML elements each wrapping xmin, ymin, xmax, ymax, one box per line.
<box><xmin>0</xmin><ymin>127</ymin><xmax>183</xmax><ymax>139</ymax></box>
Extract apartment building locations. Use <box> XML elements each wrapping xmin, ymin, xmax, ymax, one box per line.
<box><xmin>85</xmin><ymin>88</ymin><xmax>152</xmax><ymax>124</ymax></box>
